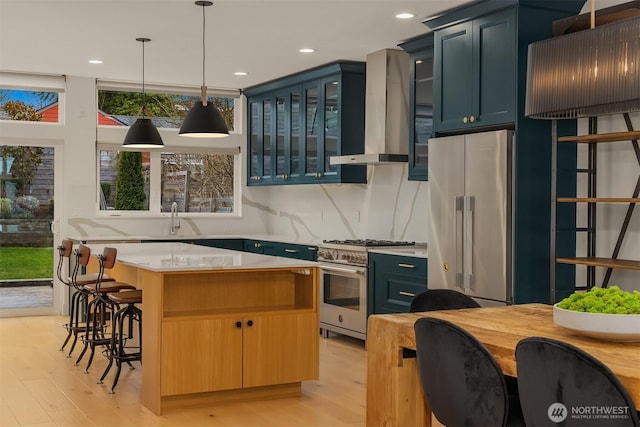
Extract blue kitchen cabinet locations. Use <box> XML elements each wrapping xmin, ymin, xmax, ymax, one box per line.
<box><xmin>243</xmin><ymin>239</ymin><xmax>317</xmax><ymax>261</ymax></box>
<box><xmin>431</xmin><ymin>8</ymin><xmax>515</xmax><ymax>133</ymax></box>
<box><xmin>426</xmin><ymin>1</ymin><xmax>585</xmax><ymax>135</ymax></box>
<box><xmin>423</xmin><ymin>0</ymin><xmax>584</xmax><ymax>303</ymax></box>
<box><xmin>399</xmin><ymin>33</ymin><xmax>434</xmax><ymax>181</ymax></box>
<box><xmin>195</xmin><ymin>239</ymin><xmax>244</xmax><ymax>251</ymax></box>
<box><xmin>244</xmin><ymin>62</ymin><xmax>366</xmax><ymax>186</ymax></box>
<box><xmin>369</xmin><ymin>253</ymin><xmax>427</xmax><ymax>315</ymax></box>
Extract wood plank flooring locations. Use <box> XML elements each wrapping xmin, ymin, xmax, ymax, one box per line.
<box><xmin>0</xmin><ymin>316</ymin><xmax>367</xmax><ymax>427</ymax></box>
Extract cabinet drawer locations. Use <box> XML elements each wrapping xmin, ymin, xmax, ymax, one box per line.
<box><xmin>379</xmin><ymin>275</ymin><xmax>427</xmax><ymax>314</ymax></box>
<box><xmin>383</xmin><ymin>255</ymin><xmax>427</xmax><ymax>279</ymax></box>
<box><xmin>277</xmin><ymin>243</ymin><xmax>318</xmax><ymax>261</ymax></box>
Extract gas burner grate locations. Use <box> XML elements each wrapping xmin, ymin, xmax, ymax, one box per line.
<box><xmin>322</xmin><ymin>239</ymin><xmax>415</xmax><ymax>247</ymax></box>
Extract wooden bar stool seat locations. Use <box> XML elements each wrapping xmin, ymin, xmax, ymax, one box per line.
<box><xmin>99</xmin><ymin>289</ymin><xmax>142</xmax><ymax>394</ymax></box>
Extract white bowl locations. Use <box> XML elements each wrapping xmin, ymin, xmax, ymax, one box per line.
<box><xmin>553</xmin><ymin>304</ymin><xmax>640</xmax><ymax>342</ymax></box>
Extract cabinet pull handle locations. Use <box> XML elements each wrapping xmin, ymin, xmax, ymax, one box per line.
<box><xmin>399</xmin><ymin>291</ymin><xmax>416</xmax><ymax>297</ymax></box>
<box><xmin>398</xmin><ymin>263</ymin><xmax>416</xmax><ymax>269</ymax></box>
<box><xmin>307</xmin><ymin>247</ymin><xmax>317</xmax><ymax>251</ymax></box>
<box><xmin>469</xmin><ymin>115</ymin><xmax>476</xmax><ymax>123</ymax></box>
<box><xmin>247</xmin><ymin>320</ymin><xmax>254</xmax><ymax>327</ymax></box>
<box><xmin>285</xmin><ymin>249</ymin><xmax>299</xmax><ymax>253</ymax></box>
<box><xmin>463</xmin><ymin>116</ymin><xmax>469</xmax><ymax>123</ymax></box>
<box><xmin>254</xmin><ymin>242</ymin><xmax>262</xmax><ymax>248</ymax></box>
<box><xmin>235</xmin><ymin>321</ymin><xmax>242</xmax><ymax>328</ymax></box>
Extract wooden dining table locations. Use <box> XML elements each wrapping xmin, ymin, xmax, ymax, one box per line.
<box><xmin>366</xmin><ymin>303</ymin><xmax>640</xmax><ymax>427</ymax></box>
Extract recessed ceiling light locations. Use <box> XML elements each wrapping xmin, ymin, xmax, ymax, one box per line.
<box><xmin>88</xmin><ymin>59</ymin><xmax>103</xmax><ymax>64</ymax></box>
<box><xmin>299</xmin><ymin>48</ymin><xmax>315</xmax><ymax>53</ymax></box>
<box><xmin>395</xmin><ymin>12</ymin><xmax>415</xmax><ymax>19</ymax></box>
<box><xmin>234</xmin><ymin>71</ymin><xmax>248</xmax><ymax>76</ymax></box>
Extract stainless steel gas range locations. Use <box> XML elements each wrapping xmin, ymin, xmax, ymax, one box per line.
<box><xmin>317</xmin><ymin>239</ymin><xmax>416</xmax><ymax>341</ymax></box>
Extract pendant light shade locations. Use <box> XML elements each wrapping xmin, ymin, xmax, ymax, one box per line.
<box><xmin>525</xmin><ymin>15</ymin><xmax>640</xmax><ymax>119</ymax></box>
<box><xmin>179</xmin><ymin>1</ymin><xmax>229</xmax><ymax>138</ymax></box>
<box><xmin>123</xmin><ymin>118</ymin><xmax>164</xmax><ymax>148</ymax></box>
<box><xmin>123</xmin><ymin>37</ymin><xmax>164</xmax><ymax>148</ymax></box>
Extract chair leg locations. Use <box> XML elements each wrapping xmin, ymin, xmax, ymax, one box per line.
<box><xmin>74</xmin><ymin>295</ymin><xmax>94</xmax><ymax>367</ymax></box>
<box><xmin>60</xmin><ymin>289</ymin><xmax>77</xmax><ymax>352</ymax></box>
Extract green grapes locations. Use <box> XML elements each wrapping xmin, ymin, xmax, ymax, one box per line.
<box><xmin>557</xmin><ymin>286</ymin><xmax>640</xmax><ymax>314</ymax></box>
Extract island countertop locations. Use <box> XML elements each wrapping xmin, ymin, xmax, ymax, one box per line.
<box><xmin>86</xmin><ymin>242</ymin><xmax>318</xmax><ymax>272</ymax></box>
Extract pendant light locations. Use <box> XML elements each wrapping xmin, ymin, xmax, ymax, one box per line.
<box><xmin>123</xmin><ymin>37</ymin><xmax>164</xmax><ymax>148</ymax></box>
<box><xmin>179</xmin><ymin>1</ymin><xmax>229</xmax><ymax>138</ymax></box>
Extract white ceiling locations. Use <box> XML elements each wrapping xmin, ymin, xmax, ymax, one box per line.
<box><xmin>0</xmin><ymin>0</ymin><xmax>474</xmax><ymax>91</ymax></box>
<box><xmin>0</xmin><ymin>0</ymin><xmax>617</xmax><ymax>92</ymax></box>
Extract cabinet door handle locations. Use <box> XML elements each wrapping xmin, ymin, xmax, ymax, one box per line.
<box><xmin>399</xmin><ymin>291</ymin><xmax>416</xmax><ymax>297</ymax></box>
<box><xmin>398</xmin><ymin>263</ymin><xmax>416</xmax><ymax>269</ymax></box>
<box><xmin>254</xmin><ymin>242</ymin><xmax>262</xmax><ymax>248</ymax></box>
<box><xmin>285</xmin><ymin>249</ymin><xmax>299</xmax><ymax>253</ymax></box>
<box><xmin>463</xmin><ymin>116</ymin><xmax>469</xmax><ymax>123</ymax></box>
<box><xmin>307</xmin><ymin>247</ymin><xmax>317</xmax><ymax>251</ymax></box>
<box><xmin>469</xmin><ymin>115</ymin><xmax>476</xmax><ymax>123</ymax></box>
<box><xmin>235</xmin><ymin>321</ymin><xmax>242</xmax><ymax>328</ymax></box>
<box><xmin>247</xmin><ymin>320</ymin><xmax>254</xmax><ymax>327</ymax></box>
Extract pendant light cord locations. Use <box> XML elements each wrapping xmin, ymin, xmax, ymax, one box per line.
<box><xmin>202</xmin><ymin>3</ymin><xmax>206</xmax><ymax>89</ymax></box>
<box><xmin>142</xmin><ymin>39</ymin><xmax>146</xmax><ymax>115</ymax></box>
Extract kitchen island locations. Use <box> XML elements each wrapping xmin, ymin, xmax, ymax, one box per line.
<box><xmin>87</xmin><ymin>242</ymin><xmax>319</xmax><ymax>415</ymax></box>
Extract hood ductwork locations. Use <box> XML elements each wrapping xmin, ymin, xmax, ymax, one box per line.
<box><xmin>330</xmin><ymin>48</ymin><xmax>410</xmax><ymax>165</ymax></box>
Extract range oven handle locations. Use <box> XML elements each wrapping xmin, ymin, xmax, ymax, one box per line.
<box><xmin>319</xmin><ymin>263</ymin><xmax>367</xmax><ymax>276</ymax></box>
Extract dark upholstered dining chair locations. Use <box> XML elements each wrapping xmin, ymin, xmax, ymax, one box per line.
<box><xmin>409</xmin><ymin>289</ymin><xmax>481</xmax><ymax>312</ymax></box>
<box><xmin>414</xmin><ymin>317</ymin><xmax>524</xmax><ymax>427</ymax></box>
<box><xmin>516</xmin><ymin>337</ymin><xmax>640</xmax><ymax>427</ymax></box>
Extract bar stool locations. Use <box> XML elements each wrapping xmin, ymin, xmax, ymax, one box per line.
<box><xmin>57</xmin><ymin>240</ymin><xmax>116</xmax><ymax>357</ymax></box>
<box><xmin>75</xmin><ymin>246</ymin><xmax>135</xmax><ymax>373</ymax></box>
<box><xmin>98</xmin><ymin>289</ymin><xmax>142</xmax><ymax>393</ymax></box>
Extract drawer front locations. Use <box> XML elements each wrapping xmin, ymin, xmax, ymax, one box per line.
<box><xmin>384</xmin><ymin>255</ymin><xmax>427</xmax><ymax>279</ymax></box>
<box><xmin>377</xmin><ymin>274</ymin><xmax>427</xmax><ymax>314</ymax></box>
<box><xmin>277</xmin><ymin>243</ymin><xmax>318</xmax><ymax>261</ymax></box>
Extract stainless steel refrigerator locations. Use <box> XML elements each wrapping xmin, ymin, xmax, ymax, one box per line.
<box><xmin>427</xmin><ymin>129</ymin><xmax>514</xmax><ymax>306</ymax></box>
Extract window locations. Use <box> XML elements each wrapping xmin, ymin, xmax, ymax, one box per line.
<box><xmin>95</xmin><ymin>82</ymin><xmax>242</xmax><ymax>217</ymax></box>
<box><xmin>0</xmin><ymin>89</ymin><xmax>61</xmax><ymax>123</ymax></box>
<box><xmin>98</xmin><ymin>148</ymin><xmax>238</xmax><ymax>215</ymax></box>
<box><xmin>1</xmin><ymin>72</ymin><xmax>65</xmax><ymax>124</ymax></box>
<box><xmin>161</xmin><ymin>152</ymin><xmax>235</xmax><ymax>213</ymax></box>
<box><xmin>96</xmin><ymin>83</ymin><xmax>238</xmax><ymax>131</ymax></box>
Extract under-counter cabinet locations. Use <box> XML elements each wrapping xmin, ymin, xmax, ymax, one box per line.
<box><xmin>244</xmin><ymin>62</ymin><xmax>367</xmax><ymax>185</ymax></box>
<box><xmin>424</xmin><ymin>1</ymin><xmax>585</xmax><ymax>134</ymax></box>
<box><xmin>243</xmin><ymin>240</ymin><xmax>317</xmax><ymax>261</ymax></box>
<box><xmin>369</xmin><ymin>253</ymin><xmax>427</xmax><ymax>314</ymax></box>
<box><xmin>161</xmin><ymin>312</ymin><xmax>318</xmax><ymax>395</ymax></box>
<box><xmin>399</xmin><ymin>34</ymin><xmax>434</xmax><ymax>181</ymax></box>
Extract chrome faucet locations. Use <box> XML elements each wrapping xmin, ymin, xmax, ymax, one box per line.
<box><xmin>170</xmin><ymin>201</ymin><xmax>181</xmax><ymax>235</ymax></box>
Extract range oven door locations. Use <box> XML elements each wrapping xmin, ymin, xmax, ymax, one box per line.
<box><xmin>319</xmin><ymin>262</ymin><xmax>368</xmax><ymax>339</ymax></box>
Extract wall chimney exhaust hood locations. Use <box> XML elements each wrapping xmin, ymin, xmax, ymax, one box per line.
<box><xmin>330</xmin><ymin>49</ymin><xmax>410</xmax><ymax>165</ymax></box>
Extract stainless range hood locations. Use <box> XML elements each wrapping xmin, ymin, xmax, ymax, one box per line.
<box><xmin>330</xmin><ymin>48</ymin><xmax>410</xmax><ymax>165</ymax></box>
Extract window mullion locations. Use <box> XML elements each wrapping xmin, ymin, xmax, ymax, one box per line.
<box><xmin>149</xmin><ymin>150</ymin><xmax>162</xmax><ymax>214</ymax></box>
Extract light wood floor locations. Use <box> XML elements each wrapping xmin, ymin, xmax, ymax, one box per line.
<box><xmin>0</xmin><ymin>316</ymin><xmax>367</xmax><ymax>427</ymax></box>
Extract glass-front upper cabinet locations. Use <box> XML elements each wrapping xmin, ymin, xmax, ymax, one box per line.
<box><xmin>324</xmin><ymin>79</ymin><xmax>339</xmax><ymax>178</ymax></box>
<box><xmin>304</xmin><ymin>83</ymin><xmax>320</xmax><ymax>180</ymax></box>
<box><xmin>400</xmin><ymin>33</ymin><xmax>434</xmax><ymax>181</ymax></box>
<box><xmin>243</xmin><ymin>61</ymin><xmax>366</xmax><ymax>186</ymax></box>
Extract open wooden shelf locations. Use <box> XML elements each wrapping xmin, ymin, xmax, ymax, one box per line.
<box><xmin>556</xmin><ymin>257</ymin><xmax>640</xmax><ymax>271</ymax></box>
<box><xmin>558</xmin><ymin>131</ymin><xmax>640</xmax><ymax>144</ymax></box>
<box><xmin>556</xmin><ymin>197</ymin><xmax>640</xmax><ymax>203</ymax></box>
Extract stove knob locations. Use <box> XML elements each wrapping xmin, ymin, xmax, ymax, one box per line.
<box><xmin>358</xmin><ymin>255</ymin><xmax>366</xmax><ymax>263</ymax></box>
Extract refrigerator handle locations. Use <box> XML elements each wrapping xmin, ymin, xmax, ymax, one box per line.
<box><xmin>466</xmin><ymin>196</ymin><xmax>475</xmax><ymax>290</ymax></box>
<box><xmin>455</xmin><ymin>196</ymin><xmax>464</xmax><ymax>288</ymax></box>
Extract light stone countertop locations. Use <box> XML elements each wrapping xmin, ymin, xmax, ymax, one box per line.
<box><xmin>367</xmin><ymin>246</ymin><xmax>428</xmax><ymax>259</ymax></box>
<box><xmin>70</xmin><ymin>234</ymin><xmax>318</xmax><ymax>245</ymax></box>
<box><xmin>85</xmin><ymin>242</ymin><xmax>317</xmax><ymax>272</ymax></box>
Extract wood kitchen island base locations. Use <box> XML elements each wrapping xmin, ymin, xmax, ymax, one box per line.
<box><xmin>92</xmin><ymin>243</ymin><xmax>320</xmax><ymax>415</ymax></box>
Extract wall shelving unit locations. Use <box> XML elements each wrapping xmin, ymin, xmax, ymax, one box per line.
<box><xmin>551</xmin><ymin>116</ymin><xmax>640</xmax><ymax>302</ymax></box>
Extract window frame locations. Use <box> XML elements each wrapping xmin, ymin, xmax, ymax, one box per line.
<box><xmin>95</xmin><ymin>81</ymin><xmax>244</xmax><ymax>219</ymax></box>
